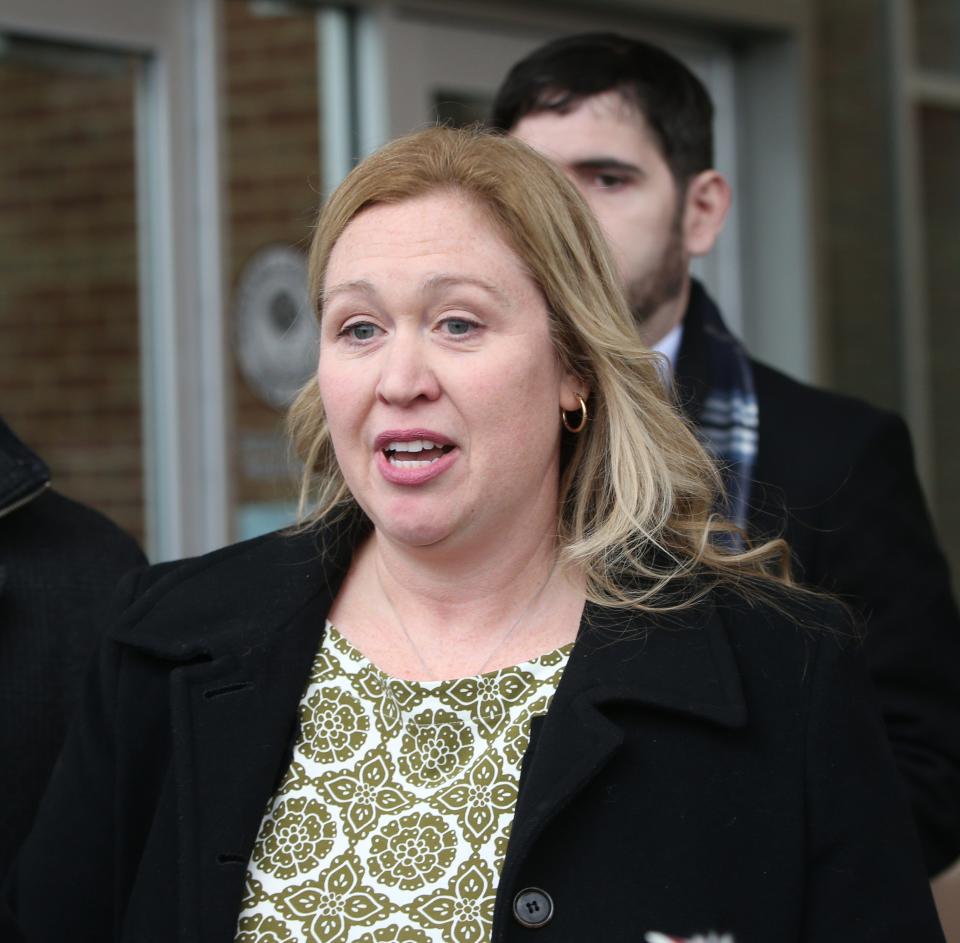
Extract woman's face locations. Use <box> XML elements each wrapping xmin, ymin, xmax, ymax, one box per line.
<box><xmin>318</xmin><ymin>189</ymin><xmax>582</xmax><ymax>555</ymax></box>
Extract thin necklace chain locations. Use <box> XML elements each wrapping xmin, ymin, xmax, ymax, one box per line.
<box><xmin>374</xmin><ymin>556</ymin><xmax>559</xmax><ymax>679</ymax></box>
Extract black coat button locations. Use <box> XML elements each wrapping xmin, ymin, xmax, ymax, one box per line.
<box><xmin>513</xmin><ymin>887</ymin><xmax>554</xmax><ymax>928</ymax></box>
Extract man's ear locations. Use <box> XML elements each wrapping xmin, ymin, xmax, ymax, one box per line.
<box><xmin>682</xmin><ymin>170</ymin><xmax>731</xmax><ymax>257</ymax></box>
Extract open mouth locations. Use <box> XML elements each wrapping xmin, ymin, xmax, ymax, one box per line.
<box><xmin>383</xmin><ymin>438</ymin><xmax>455</xmax><ymax>468</ymax></box>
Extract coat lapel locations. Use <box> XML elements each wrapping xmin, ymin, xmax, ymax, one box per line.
<box><xmin>113</xmin><ymin>517</ymin><xmax>365</xmax><ymax>942</ymax></box>
<box><xmin>170</xmin><ymin>598</ymin><xmax>329</xmax><ymax>942</ymax></box>
<box><xmin>497</xmin><ymin>597</ymin><xmax>746</xmax><ymax>927</ymax></box>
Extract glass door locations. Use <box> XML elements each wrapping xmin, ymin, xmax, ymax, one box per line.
<box><xmin>0</xmin><ymin>0</ymin><xmax>229</xmax><ymax>561</ymax></box>
<box><xmin>0</xmin><ymin>35</ymin><xmax>145</xmax><ymax>543</ymax></box>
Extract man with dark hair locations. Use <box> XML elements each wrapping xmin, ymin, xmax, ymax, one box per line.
<box><xmin>492</xmin><ymin>32</ymin><xmax>960</xmax><ymax>876</ymax></box>
<box><xmin>0</xmin><ymin>416</ymin><xmax>146</xmax><ymax>878</ymax></box>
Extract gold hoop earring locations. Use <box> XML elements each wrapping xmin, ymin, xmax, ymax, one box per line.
<box><xmin>561</xmin><ymin>394</ymin><xmax>588</xmax><ymax>434</ymax></box>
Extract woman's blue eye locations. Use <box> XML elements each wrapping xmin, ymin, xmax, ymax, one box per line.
<box><xmin>346</xmin><ymin>322</ymin><xmax>377</xmax><ymax>340</ymax></box>
<box><xmin>443</xmin><ymin>319</ymin><xmax>473</xmax><ymax>336</ymax></box>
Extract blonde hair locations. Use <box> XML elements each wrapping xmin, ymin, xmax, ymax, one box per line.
<box><xmin>288</xmin><ymin>126</ymin><xmax>790</xmax><ymax>610</ymax></box>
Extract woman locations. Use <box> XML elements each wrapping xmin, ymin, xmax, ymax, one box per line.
<box><xmin>3</xmin><ymin>128</ymin><xmax>943</xmax><ymax>942</ymax></box>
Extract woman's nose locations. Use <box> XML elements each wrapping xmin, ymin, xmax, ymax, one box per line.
<box><xmin>375</xmin><ymin>332</ymin><xmax>441</xmax><ymax>405</ymax></box>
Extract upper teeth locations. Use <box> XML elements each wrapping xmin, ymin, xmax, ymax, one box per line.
<box><xmin>387</xmin><ymin>439</ymin><xmax>442</xmax><ymax>453</ymax></box>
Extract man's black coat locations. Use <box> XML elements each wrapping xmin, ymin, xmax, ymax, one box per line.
<box><xmin>1</xmin><ymin>517</ymin><xmax>945</xmax><ymax>942</ymax></box>
<box><xmin>677</xmin><ymin>282</ymin><xmax>960</xmax><ymax>875</ymax></box>
<box><xmin>0</xmin><ymin>417</ymin><xmax>145</xmax><ymax>878</ymax></box>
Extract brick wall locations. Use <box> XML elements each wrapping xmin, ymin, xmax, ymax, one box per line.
<box><xmin>0</xmin><ymin>4</ymin><xmax>324</xmax><ymax>549</ymax></box>
<box><xmin>223</xmin><ymin>0</ymin><xmax>321</xmax><ymax>522</ymax></box>
<box><xmin>0</xmin><ymin>50</ymin><xmax>143</xmax><ymax>543</ymax></box>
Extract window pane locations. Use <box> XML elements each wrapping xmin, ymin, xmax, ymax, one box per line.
<box><xmin>919</xmin><ymin>104</ymin><xmax>960</xmax><ymax>589</ymax></box>
<box><xmin>0</xmin><ymin>36</ymin><xmax>144</xmax><ymax>542</ymax></box>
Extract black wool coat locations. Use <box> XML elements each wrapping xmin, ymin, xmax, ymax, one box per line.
<box><xmin>2</xmin><ymin>516</ymin><xmax>945</xmax><ymax>942</ymax></box>
<box><xmin>0</xmin><ymin>417</ymin><xmax>146</xmax><ymax>879</ymax></box>
<box><xmin>676</xmin><ymin>282</ymin><xmax>960</xmax><ymax>876</ymax></box>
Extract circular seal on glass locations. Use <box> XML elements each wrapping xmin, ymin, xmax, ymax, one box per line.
<box><xmin>233</xmin><ymin>245</ymin><xmax>318</xmax><ymax>409</ymax></box>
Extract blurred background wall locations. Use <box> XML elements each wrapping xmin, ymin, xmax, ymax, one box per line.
<box><xmin>2</xmin><ymin>0</ymin><xmax>957</xmax><ymax>571</ymax></box>
<box><xmin>1</xmin><ymin>0</ymin><xmax>958</xmax><ymax>917</ymax></box>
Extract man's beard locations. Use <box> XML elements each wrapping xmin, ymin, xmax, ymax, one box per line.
<box><xmin>627</xmin><ymin>209</ymin><xmax>686</xmax><ymax>327</ymax></box>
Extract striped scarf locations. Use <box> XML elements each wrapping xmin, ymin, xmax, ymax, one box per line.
<box><xmin>677</xmin><ymin>284</ymin><xmax>759</xmax><ymax>533</ymax></box>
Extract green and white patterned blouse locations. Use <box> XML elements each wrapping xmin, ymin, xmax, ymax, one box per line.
<box><xmin>235</xmin><ymin>622</ymin><xmax>572</xmax><ymax>943</ymax></box>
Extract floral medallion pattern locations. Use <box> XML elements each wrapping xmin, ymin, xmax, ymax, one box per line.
<box><xmin>300</xmin><ymin>686</ymin><xmax>370</xmax><ymax>765</ymax></box>
<box><xmin>366</xmin><ymin>812</ymin><xmax>456</xmax><ymax>890</ymax></box>
<box><xmin>253</xmin><ymin>796</ymin><xmax>337</xmax><ymax>879</ymax></box>
<box><xmin>433</xmin><ymin>754</ymin><xmax>518</xmax><ymax>847</ymax></box>
<box><xmin>409</xmin><ymin>856</ymin><xmax>497</xmax><ymax>943</ymax></box>
<box><xmin>397</xmin><ymin>710</ymin><xmax>474</xmax><ymax>787</ymax></box>
<box><xmin>317</xmin><ymin>749</ymin><xmax>415</xmax><ymax>841</ymax></box>
<box><xmin>237</xmin><ymin>623</ymin><xmax>571</xmax><ymax>942</ymax></box>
